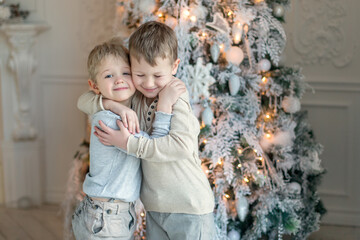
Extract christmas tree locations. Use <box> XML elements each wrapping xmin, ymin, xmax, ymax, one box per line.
<box><xmin>65</xmin><ymin>0</ymin><xmax>326</xmax><ymax>239</ymax></box>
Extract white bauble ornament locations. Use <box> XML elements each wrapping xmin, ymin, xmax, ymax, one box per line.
<box><xmin>287</xmin><ymin>182</ymin><xmax>302</xmax><ymax>195</ymax></box>
<box><xmin>229</xmin><ymin>75</ymin><xmax>241</xmax><ymax>96</ymax></box>
<box><xmin>201</xmin><ymin>106</ymin><xmax>213</xmax><ymax>126</ymax></box>
<box><xmin>192</xmin><ymin>103</ymin><xmax>203</xmax><ymax>118</ymax></box>
<box><xmin>281</xmin><ymin>96</ymin><xmax>301</xmax><ymax>113</ymax></box>
<box><xmin>258</xmin><ymin>59</ymin><xmax>271</xmax><ymax>72</ymax></box>
<box><xmin>228</xmin><ymin>229</ymin><xmax>241</xmax><ymax>240</ymax></box>
<box><xmin>136</xmin><ymin>0</ymin><xmax>156</xmax><ymax>13</ymax></box>
<box><xmin>165</xmin><ymin>16</ymin><xmax>178</xmax><ymax>29</ymax></box>
<box><xmin>273</xmin><ymin>4</ymin><xmax>285</xmax><ymax>18</ymax></box>
<box><xmin>236</xmin><ymin>196</ymin><xmax>249</xmax><ymax>222</ymax></box>
<box><xmin>272</xmin><ymin>130</ymin><xmax>294</xmax><ymax>147</ymax></box>
<box><xmin>226</xmin><ymin>47</ymin><xmax>244</xmax><ymax>65</ymax></box>
<box><xmin>210</xmin><ymin>43</ymin><xmax>220</xmax><ymax>63</ymax></box>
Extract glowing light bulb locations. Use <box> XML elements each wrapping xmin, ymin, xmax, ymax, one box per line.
<box><xmin>218</xmin><ymin>160</ymin><xmax>222</xmax><ymax>165</ymax></box>
<box><xmin>234</xmin><ymin>33</ymin><xmax>241</xmax><ymax>44</ymax></box>
<box><xmin>262</xmin><ymin>77</ymin><xmax>268</xmax><ymax>83</ymax></box>
<box><xmin>190</xmin><ymin>15</ymin><xmax>197</xmax><ymax>22</ymax></box>
<box><xmin>140</xmin><ymin>212</ymin><xmax>145</xmax><ymax>217</ymax></box>
<box><xmin>228</xmin><ymin>11</ymin><xmax>233</xmax><ymax>16</ymax></box>
<box><xmin>266</xmin><ymin>133</ymin><xmax>272</xmax><ymax>139</ymax></box>
<box><xmin>265</xmin><ymin>113</ymin><xmax>271</xmax><ymax>119</ymax></box>
<box><xmin>244</xmin><ymin>177</ymin><xmax>249</xmax><ymax>182</ymax></box>
<box><xmin>237</xmin><ymin>163</ymin><xmax>242</xmax><ymax>168</ymax></box>
<box><xmin>158</xmin><ymin>12</ymin><xmax>163</xmax><ymax>18</ymax></box>
<box><xmin>238</xmin><ymin>148</ymin><xmax>243</xmax><ymax>154</ymax></box>
<box><xmin>253</xmin><ymin>149</ymin><xmax>258</xmax><ymax>153</ymax></box>
<box><xmin>205</xmin><ymin>170</ymin><xmax>210</xmax><ymax>173</ymax></box>
<box><xmin>183</xmin><ymin>10</ymin><xmax>190</xmax><ymax>17</ymax></box>
<box><xmin>219</xmin><ymin>44</ymin><xmax>224</xmax><ymax>51</ymax></box>
<box><xmin>202</xmin><ymin>32</ymin><xmax>206</xmax><ymax>37</ymax></box>
<box><xmin>225</xmin><ymin>194</ymin><xmax>230</xmax><ymax>198</ymax></box>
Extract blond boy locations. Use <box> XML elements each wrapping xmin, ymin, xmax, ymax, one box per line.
<box><xmin>78</xmin><ymin>21</ymin><xmax>215</xmax><ymax>240</ymax></box>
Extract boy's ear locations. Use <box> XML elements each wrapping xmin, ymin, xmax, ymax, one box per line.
<box><xmin>88</xmin><ymin>79</ymin><xmax>101</xmax><ymax>94</ymax></box>
<box><xmin>171</xmin><ymin>58</ymin><xmax>181</xmax><ymax>75</ymax></box>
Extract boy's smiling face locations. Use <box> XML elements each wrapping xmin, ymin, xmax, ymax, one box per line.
<box><xmin>89</xmin><ymin>55</ymin><xmax>135</xmax><ymax>106</ymax></box>
<box><xmin>130</xmin><ymin>55</ymin><xmax>180</xmax><ymax>102</ymax></box>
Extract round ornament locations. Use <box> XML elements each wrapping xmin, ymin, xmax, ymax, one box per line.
<box><xmin>210</xmin><ymin>43</ymin><xmax>220</xmax><ymax>63</ymax></box>
<box><xmin>192</xmin><ymin>103</ymin><xmax>203</xmax><ymax>118</ymax></box>
<box><xmin>165</xmin><ymin>16</ymin><xmax>178</xmax><ymax>29</ymax></box>
<box><xmin>258</xmin><ymin>59</ymin><xmax>271</xmax><ymax>72</ymax></box>
<box><xmin>287</xmin><ymin>182</ymin><xmax>302</xmax><ymax>195</ymax></box>
<box><xmin>273</xmin><ymin>4</ymin><xmax>285</xmax><ymax>18</ymax></box>
<box><xmin>236</xmin><ymin>195</ymin><xmax>249</xmax><ymax>222</ymax></box>
<box><xmin>226</xmin><ymin>46</ymin><xmax>244</xmax><ymax>66</ymax></box>
<box><xmin>228</xmin><ymin>229</ymin><xmax>241</xmax><ymax>240</ymax></box>
<box><xmin>281</xmin><ymin>96</ymin><xmax>301</xmax><ymax>113</ymax></box>
<box><xmin>228</xmin><ymin>75</ymin><xmax>241</xmax><ymax>96</ymax></box>
<box><xmin>137</xmin><ymin>0</ymin><xmax>156</xmax><ymax>13</ymax></box>
<box><xmin>202</xmin><ymin>106</ymin><xmax>213</xmax><ymax>126</ymax></box>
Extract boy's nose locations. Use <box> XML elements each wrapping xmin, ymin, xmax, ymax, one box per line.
<box><xmin>115</xmin><ymin>77</ymin><xmax>124</xmax><ymax>84</ymax></box>
<box><xmin>142</xmin><ymin>78</ymin><xmax>155</xmax><ymax>88</ymax></box>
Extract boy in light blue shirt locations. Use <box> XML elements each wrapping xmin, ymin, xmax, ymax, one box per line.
<box><xmin>72</xmin><ymin>38</ymin><xmax>185</xmax><ymax>240</ymax></box>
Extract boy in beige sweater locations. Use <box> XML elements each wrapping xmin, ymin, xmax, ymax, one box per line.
<box><xmin>78</xmin><ymin>21</ymin><xmax>215</xmax><ymax>240</ymax></box>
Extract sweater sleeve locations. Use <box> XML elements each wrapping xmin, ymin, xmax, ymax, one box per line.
<box><xmin>77</xmin><ymin>91</ymin><xmax>104</xmax><ymax>115</ymax></box>
<box><xmin>127</xmin><ymin>96</ymin><xmax>198</xmax><ymax>162</ymax></box>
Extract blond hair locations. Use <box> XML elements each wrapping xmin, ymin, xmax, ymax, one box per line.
<box><xmin>87</xmin><ymin>38</ymin><xmax>129</xmax><ymax>82</ymax></box>
<box><xmin>129</xmin><ymin>21</ymin><xmax>178</xmax><ymax>66</ymax></box>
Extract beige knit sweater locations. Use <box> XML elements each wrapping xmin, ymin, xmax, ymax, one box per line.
<box><xmin>77</xmin><ymin>91</ymin><xmax>215</xmax><ymax>214</ymax></box>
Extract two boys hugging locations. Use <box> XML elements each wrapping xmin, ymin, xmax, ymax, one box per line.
<box><xmin>72</xmin><ymin>21</ymin><xmax>215</xmax><ymax>240</ymax></box>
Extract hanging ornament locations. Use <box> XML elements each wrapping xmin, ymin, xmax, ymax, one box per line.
<box><xmin>273</xmin><ymin>4</ymin><xmax>285</xmax><ymax>18</ymax></box>
<box><xmin>236</xmin><ymin>195</ymin><xmax>249</xmax><ymax>222</ymax></box>
<box><xmin>226</xmin><ymin>47</ymin><xmax>244</xmax><ymax>65</ymax></box>
<box><xmin>228</xmin><ymin>75</ymin><xmax>241</xmax><ymax>96</ymax></box>
<box><xmin>287</xmin><ymin>182</ymin><xmax>302</xmax><ymax>196</ymax></box>
<box><xmin>206</xmin><ymin>12</ymin><xmax>230</xmax><ymax>34</ymax></box>
<box><xmin>165</xmin><ymin>16</ymin><xmax>178</xmax><ymax>29</ymax></box>
<box><xmin>258</xmin><ymin>59</ymin><xmax>271</xmax><ymax>72</ymax></box>
<box><xmin>227</xmin><ymin>229</ymin><xmax>241</xmax><ymax>240</ymax></box>
<box><xmin>189</xmin><ymin>3</ymin><xmax>208</xmax><ymax>21</ymax></box>
<box><xmin>192</xmin><ymin>103</ymin><xmax>203</xmax><ymax>118</ymax></box>
<box><xmin>186</xmin><ymin>58</ymin><xmax>216</xmax><ymax>103</ymax></box>
<box><xmin>134</xmin><ymin>0</ymin><xmax>156</xmax><ymax>13</ymax></box>
<box><xmin>210</xmin><ymin>43</ymin><xmax>220</xmax><ymax>63</ymax></box>
<box><xmin>201</xmin><ymin>106</ymin><xmax>213</xmax><ymax>126</ymax></box>
<box><xmin>281</xmin><ymin>96</ymin><xmax>301</xmax><ymax>113</ymax></box>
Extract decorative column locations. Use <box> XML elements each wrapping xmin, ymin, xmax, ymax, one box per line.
<box><xmin>0</xmin><ymin>22</ymin><xmax>49</xmax><ymax>207</ymax></box>
<box><xmin>1</xmin><ymin>22</ymin><xmax>49</xmax><ymax>141</ymax></box>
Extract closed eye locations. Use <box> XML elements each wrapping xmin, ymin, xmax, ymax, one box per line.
<box><xmin>136</xmin><ymin>74</ymin><xmax>145</xmax><ymax>77</ymax></box>
<box><xmin>155</xmin><ymin>75</ymin><xmax>163</xmax><ymax>78</ymax></box>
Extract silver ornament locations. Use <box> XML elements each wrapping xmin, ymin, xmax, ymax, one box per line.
<box><xmin>201</xmin><ymin>106</ymin><xmax>213</xmax><ymax>126</ymax></box>
<box><xmin>273</xmin><ymin>4</ymin><xmax>285</xmax><ymax>18</ymax></box>
<box><xmin>287</xmin><ymin>182</ymin><xmax>302</xmax><ymax>195</ymax></box>
<box><xmin>258</xmin><ymin>59</ymin><xmax>271</xmax><ymax>72</ymax></box>
<box><xmin>281</xmin><ymin>96</ymin><xmax>301</xmax><ymax>113</ymax></box>
<box><xmin>228</xmin><ymin>229</ymin><xmax>241</xmax><ymax>240</ymax></box>
<box><xmin>228</xmin><ymin>75</ymin><xmax>241</xmax><ymax>96</ymax></box>
<box><xmin>210</xmin><ymin>43</ymin><xmax>220</xmax><ymax>63</ymax></box>
<box><xmin>236</xmin><ymin>195</ymin><xmax>249</xmax><ymax>222</ymax></box>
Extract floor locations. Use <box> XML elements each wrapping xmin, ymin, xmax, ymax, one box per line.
<box><xmin>0</xmin><ymin>205</ymin><xmax>359</xmax><ymax>240</ymax></box>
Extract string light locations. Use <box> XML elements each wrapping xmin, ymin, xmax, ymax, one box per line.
<box><xmin>265</xmin><ymin>113</ymin><xmax>271</xmax><ymax>119</ymax></box>
<box><xmin>237</xmin><ymin>163</ymin><xmax>242</xmax><ymax>168</ymax></box>
<box><xmin>157</xmin><ymin>12</ymin><xmax>163</xmax><ymax>18</ymax></box>
<box><xmin>217</xmin><ymin>159</ymin><xmax>223</xmax><ymax>165</ymax></box>
<box><xmin>265</xmin><ymin>133</ymin><xmax>272</xmax><ymax>139</ymax></box>
<box><xmin>203</xmin><ymin>139</ymin><xmax>207</xmax><ymax>144</ymax></box>
<box><xmin>237</xmin><ymin>148</ymin><xmax>243</xmax><ymax>154</ymax></box>
<box><xmin>183</xmin><ymin>10</ymin><xmax>190</xmax><ymax>18</ymax></box>
<box><xmin>190</xmin><ymin>15</ymin><xmax>197</xmax><ymax>22</ymax></box>
<box><xmin>262</xmin><ymin>76</ymin><xmax>268</xmax><ymax>83</ymax></box>
<box><xmin>225</xmin><ymin>194</ymin><xmax>230</xmax><ymax>198</ymax></box>
<box><xmin>253</xmin><ymin>149</ymin><xmax>258</xmax><ymax>153</ymax></box>
<box><xmin>244</xmin><ymin>177</ymin><xmax>250</xmax><ymax>183</ymax></box>
<box><xmin>228</xmin><ymin>11</ymin><xmax>233</xmax><ymax>16</ymax></box>
<box><xmin>219</xmin><ymin>44</ymin><xmax>225</xmax><ymax>52</ymax></box>
<box><xmin>234</xmin><ymin>33</ymin><xmax>241</xmax><ymax>44</ymax></box>
<box><xmin>140</xmin><ymin>212</ymin><xmax>145</xmax><ymax>217</ymax></box>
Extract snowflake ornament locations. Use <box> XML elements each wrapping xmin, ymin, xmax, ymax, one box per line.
<box><xmin>186</xmin><ymin>58</ymin><xmax>216</xmax><ymax>103</ymax></box>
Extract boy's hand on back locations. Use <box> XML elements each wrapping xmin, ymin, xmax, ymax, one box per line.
<box><xmin>94</xmin><ymin>120</ymin><xmax>131</xmax><ymax>150</ymax></box>
<box><xmin>157</xmin><ymin>78</ymin><xmax>186</xmax><ymax>114</ymax></box>
<box><xmin>103</xmin><ymin>99</ymin><xmax>140</xmax><ymax>134</ymax></box>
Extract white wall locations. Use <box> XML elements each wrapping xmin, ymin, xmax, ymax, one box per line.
<box><xmin>283</xmin><ymin>0</ymin><xmax>360</xmax><ymax>226</ymax></box>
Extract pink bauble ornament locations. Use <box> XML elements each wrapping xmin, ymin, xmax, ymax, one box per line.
<box><xmin>226</xmin><ymin>47</ymin><xmax>244</xmax><ymax>65</ymax></box>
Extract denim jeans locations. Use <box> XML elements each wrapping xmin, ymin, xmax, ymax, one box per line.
<box><xmin>72</xmin><ymin>195</ymin><xmax>136</xmax><ymax>240</ymax></box>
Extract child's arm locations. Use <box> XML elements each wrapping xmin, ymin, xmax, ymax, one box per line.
<box><xmin>77</xmin><ymin>91</ymin><xmax>140</xmax><ymax>133</ymax></box>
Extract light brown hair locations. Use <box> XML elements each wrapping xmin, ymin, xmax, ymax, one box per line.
<box><xmin>129</xmin><ymin>21</ymin><xmax>178</xmax><ymax>66</ymax></box>
<box><xmin>87</xmin><ymin>38</ymin><xmax>129</xmax><ymax>82</ymax></box>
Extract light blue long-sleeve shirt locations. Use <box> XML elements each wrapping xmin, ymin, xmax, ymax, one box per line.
<box><xmin>83</xmin><ymin>110</ymin><xmax>172</xmax><ymax>202</ymax></box>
